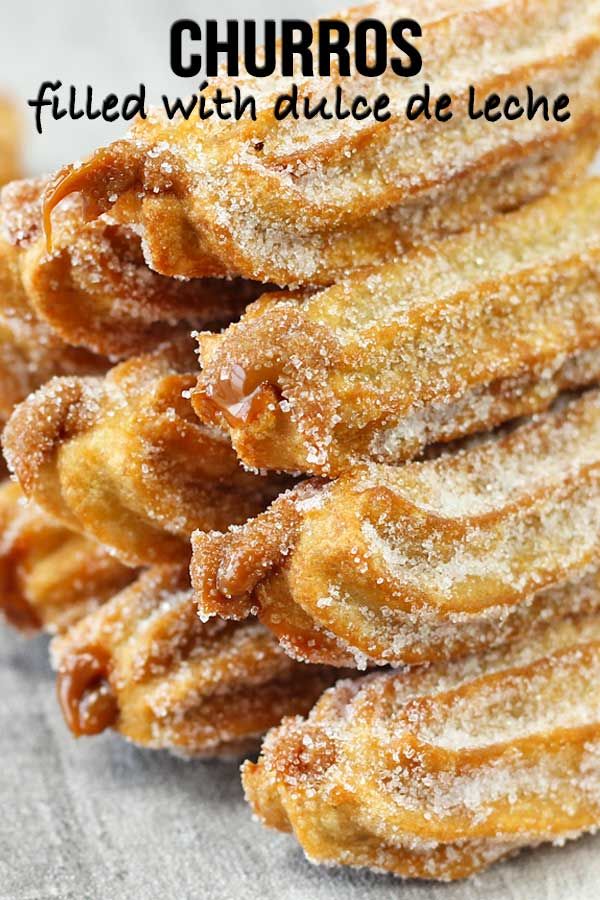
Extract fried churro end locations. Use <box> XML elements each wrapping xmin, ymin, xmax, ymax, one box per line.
<box><xmin>0</xmin><ymin>591</ymin><xmax>42</xmax><ymax>633</ymax></box>
<box><xmin>42</xmin><ymin>141</ymin><xmax>140</xmax><ymax>250</ymax></box>
<box><xmin>56</xmin><ymin>646</ymin><xmax>118</xmax><ymax>737</ymax></box>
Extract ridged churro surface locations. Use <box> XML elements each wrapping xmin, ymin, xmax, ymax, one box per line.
<box><xmin>52</xmin><ymin>566</ymin><xmax>341</xmax><ymax>756</ymax></box>
<box><xmin>0</xmin><ymin>178</ymin><xmax>262</xmax><ymax>358</ymax></box>
<box><xmin>0</xmin><ymin>183</ymin><xmax>107</xmax><ymax>427</ymax></box>
<box><xmin>193</xmin><ymin>391</ymin><xmax>600</xmax><ymax>667</ymax></box>
<box><xmin>3</xmin><ymin>341</ymin><xmax>287</xmax><ymax>565</ymax></box>
<box><xmin>42</xmin><ymin>1</ymin><xmax>600</xmax><ymax>285</ymax></box>
<box><xmin>244</xmin><ymin>613</ymin><xmax>600</xmax><ymax>880</ymax></box>
<box><xmin>0</xmin><ymin>480</ymin><xmax>134</xmax><ymax>633</ymax></box>
<box><xmin>193</xmin><ymin>181</ymin><xmax>600</xmax><ymax>475</ymax></box>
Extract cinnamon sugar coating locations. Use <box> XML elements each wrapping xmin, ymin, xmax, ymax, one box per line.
<box><xmin>52</xmin><ymin>566</ymin><xmax>341</xmax><ymax>756</ymax></box>
<box><xmin>0</xmin><ymin>480</ymin><xmax>134</xmax><ymax>633</ymax></box>
<box><xmin>244</xmin><ymin>612</ymin><xmax>600</xmax><ymax>880</ymax></box>
<box><xmin>3</xmin><ymin>340</ymin><xmax>287</xmax><ymax>565</ymax></box>
<box><xmin>192</xmin><ymin>390</ymin><xmax>600</xmax><ymax>667</ymax></box>
<box><xmin>42</xmin><ymin>1</ymin><xmax>600</xmax><ymax>286</ymax></box>
<box><xmin>0</xmin><ymin>310</ymin><xmax>105</xmax><ymax>431</ymax></box>
<box><xmin>193</xmin><ymin>181</ymin><xmax>600</xmax><ymax>475</ymax></box>
<box><xmin>0</xmin><ymin>177</ymin><xmax>262</xmax><ymax>359</ymax></box>
<box><xmin>0</xmin><ymin>184</ymin><xmax>107</xmax><ymax>427</ymax></box>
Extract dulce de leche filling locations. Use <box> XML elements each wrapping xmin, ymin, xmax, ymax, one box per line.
<box><xmin>197</xmin><ymin>363</ymin><xmax>281</xmax><ymax>428</ymax></box>
<box><xmin>195</xmin><ymin>363</ymin><xmax>280</xmax><ymax>428</ymax></box>
<box><xmin>56</xmin><ymin>646</ymin><xmax>118</xmax><ymax>737</ymax></box>
<box><xmin>43</xmin><ymin>141</ymin><xmax>138</xmax><ymax>250</ymax></box>
<box><xmin>0</xmin><ymin>590</ymin><xmax>42</xmax><ymax>632</ymax></box>
<box><xmin>43</xmin><ymin>161</ymin><xmax>102</xmax><ymax>249</ymax></box>
<box><xmin>0</xmin><ymin>549</ymin><xmax>42</xmax><ymax>632</ymax></box>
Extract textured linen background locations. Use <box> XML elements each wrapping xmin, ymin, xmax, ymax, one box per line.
<box><xmin>0</xmin><ymin>2</ymin><xmax>598</xmax><ymax>898</ymax></box>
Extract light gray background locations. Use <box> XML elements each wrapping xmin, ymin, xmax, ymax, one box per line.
<box><xmin>0</xmin><ymin>3</ymin><xmax>599</xmax><ymax>898</ymax></box>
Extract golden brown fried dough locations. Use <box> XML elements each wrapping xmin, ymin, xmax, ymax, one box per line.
<box><xmin>0</xmin><ymin>97</ymin><xmax>20</xmax><ymax>186</ymax></box>
<box><xmin>52</xmin><ymin>566</ymin><xmax>341</xmax><ymax>756</ymax></box>
<box><xmin>243</xmin><ymin>612</ymin><xmax>600</xmax><ymax>881</ymax></box>
<box><xmin>0</xmin><ymin>177</ymin><xmax>262</xmax><ymax>358</ymax></box>
<box><xmin>0</xmin><ymin>480</ymin><xmax>134</xmax><ymax>633</ymax></box>
<box><xmin>43</xmin><ymin>0</ymin><xmax>600</xmax><ymax>285</ymax></box>
<box><xmin>0</xmin><ymin>318</ymin><xmax>105</xmax><ymax>430</ymax></box>
<box><xmin>193</xmin><ymin>181</ymin><xmax>600</xmax><ymax>475</ymax></box>
<box><xmin>3</xmin><ymin>341</ymin><xmax>287</xmax><ymax>565</ymax></box>
<box><xmin>0</xmin><ymin>181</ymin><xmax>107</xmax><ymax>426</ymax></box>
<box><xmin>0</xmin><ymin>308</ymin><xmax>107</xmax><ymax>432</ymax></box>
<box><xmin>193</xmin><ymin>390</ymin><xmax>600</xmax><ymax>667</ymax></box>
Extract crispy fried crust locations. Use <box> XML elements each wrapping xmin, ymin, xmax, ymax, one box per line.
<box><xmin>0</xmin><ymin>183</ymin><xmax>107</xmax><ymax>426</ymax></box>
<box><xmin>193</xmin><ymin>181</ymin><xmax>600</xmax><ymax>475</ymax></box>
<box><xmin>243</xmin><ymin>612</ymin><xmax>600</xmax><ymax>880</ymax></box>
<box><xmin>3</xmin><ymin>341</ymin><xmax>287</xmax><ymax>565</ymax></box>
<box><xmin>0</xmin><ymin>481</ymin><xmax>134</xmax><ymax>633</ymax></box>
<box><xmin>192</xmin><ymin>390</ymin><xmax>600</xmax><ymax>667</ymax></box>
<box><xmin>0</xmin><ymin>97</ymin><xmax>20</xmax><ymax>186</ymax></box>
<box><xmin>0</xmin><ymin>312</ymin><xmax>105</xmax><ymax>430</ymax></box>
<box><xmin>42</xmin><ymin>1</ymin><xmax>600</xmax><ymax>285</ymax></box>
<box><xmin>51</xmin><ymin>566</ymin><xmax>341</xmax><ymax>756</ymax></box>
<box><xmin>0</xmin><ymin>178</ymin><xmax>262</xmax><ymax>358</ymax></box>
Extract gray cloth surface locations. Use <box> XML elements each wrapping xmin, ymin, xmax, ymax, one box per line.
<box><xmin>1</xmin><ymin>625</ymin><xmax>599</xmax><ymax>900</ymax></box>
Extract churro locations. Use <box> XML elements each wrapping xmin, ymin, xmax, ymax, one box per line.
<box><xmin>0</xmin><ymin>177</ymin><xmax>262</xmax><ymax>358</ymax></box>
<box><xmin>3</xmin><ymin>341</ymin><xmax>287</xmax><ymax>565</ymax></box>
<box><xmin>243</xmin><ymin>611</ymin><xmax>600</xmax><ymax>880</ymax></box>
<box><xmin>52</xmin><ymin>566</ymin><xmax>340</xmax><ymax>756</ymax></box>
<box><xmin>193</xmin><ymin>390</ymin><xmax>600</xmax><ymax>667</ymax></box>
<box><xmin>42</xmin><ymin>1</ymin><xmax>600</xmax><ymax>285</ymax></box>
<box><xmin>193</xmin><ymin>180</ymin><xmax>600</xmax><ymax>475</ymax></box>
<box><xmin>0</xmin><ymin>480</ymin><xmax>134</xmax><ymax>633</ymax></box>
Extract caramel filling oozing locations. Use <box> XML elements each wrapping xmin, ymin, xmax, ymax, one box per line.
<box><xmin>0</xmin><ymin>556</ymin><xmax>43</xmax><ymax>632</ymax></box>
<box><xmin>200</xmin><ymin>363</ymin><xmax>280</xmax><ymax>428</ymax></box>
<box><xmin>43</xmin><ymin>165</ymin><xmax>84</xmax><ymax>249</ymax></box>
<box><xmin>56</xmin><ymin>646</ymin><xmax>118</xmax><ymax>737</ymax></box>
<box><xmin>0</xmin><ymin>591</ymin><xmax>42</xmax><ymax>632</ymax></box>
<box><xmin>43</xmin><ymin>146</ymin><xmax>128</xmax><ymax>250</ymax></box>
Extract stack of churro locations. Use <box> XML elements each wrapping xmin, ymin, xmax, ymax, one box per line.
<box><xmin>3</xmin><ymin>0</ymin><xmax>600</xmax><ymax>883</ymax></box>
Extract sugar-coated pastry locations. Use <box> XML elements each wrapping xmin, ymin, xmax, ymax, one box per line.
<box><xmin>52</xmin><ymin>566</ymin><xmax>341</xmax><ymax>756</ymax></box>
<box><xmin>0</xmin><ymin>180</ymin><xmax>107</xmax><ymax>426</ymax></box>
<box><xmin>193</xmin><ymin>390</ymin><xmax>600</xmax><ymax>667</ymax></box>
<box><xmin>244</xmin><ymin>612</ymin><xmax>600</xmax><ymax>880</ymax></box>
<box><xmin>42</xmin><ymin>0</ymin><xmax>600</xmax><ymax>285</ymax></box>
<box><xmin>0</xmin><ymin>480</ymin><xmax>134</xmax><ymax>633</ymax></box>
<box><xmin>0</xmin><ymin>313</ymin><xmax>105</xmax><ymax>430</ymax></box>
<box><xmin>0</xmin><ymin>177</ymin><xmax>262</xmax><ymax>358</ymax></box>
<box><xmin>193</xmin><ymin>181</ymin><xmax>600</xmax><ymax>475</ymax></box>
<box><xmin>3</xmin><ymin>340</ymin><xmax>288</xmax><ymax>565</ymax></box>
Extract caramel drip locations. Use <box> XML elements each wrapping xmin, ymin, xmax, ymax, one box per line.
<box><xmin>43</xmin><ymin>142</ymin><xmax>136</xmax><ymax>250</ymax></box>
<box><xmin>43</xmin><ymin>165</ymin><xmax>79</xmax><ymax>250</ymax></box>
<box><xmin>43</xmin><ymin>162</ymin><xmax>105</xmax><ymax>251</ymax></box>
<box><xmin>56</xmin><ymin>646</ymin><xmax>118</xmax><ymax>737</ymax></box>
<box><xmin>0</xmin><ymin>591</ymin><xmax>41</xmax><ymax>632</ymax></box>
<box><xmin>0</xmin><ymin>554</ymin><xmax>42</xmax><ymax>632</ymax></box>
<box><xmin>200</xmin><ymin>363</ymin><xmax>280</xmax><ymax>428</ymax></box>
